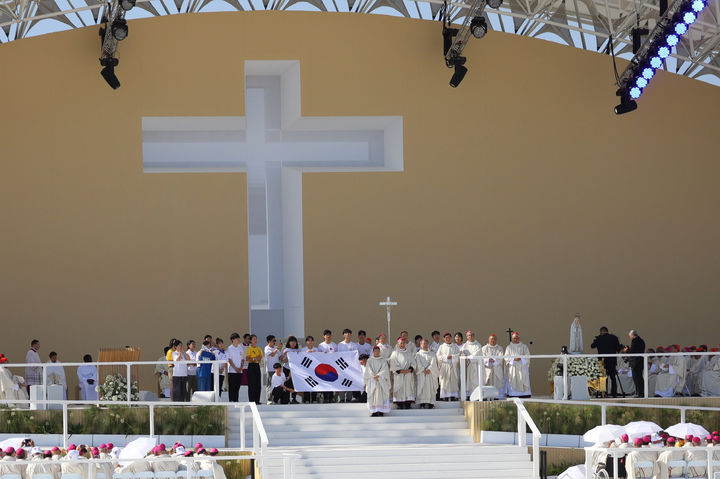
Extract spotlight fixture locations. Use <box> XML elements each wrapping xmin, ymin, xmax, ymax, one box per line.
<box><xmin>470</xmin><ymin>16</ymin><xmax>488</xmax><ymax>39</ymax></box>
<box><xmin>112</xmin><ymin>18</ymin><xmax>128</xmax><ymax>41</ymax></box>
<box><xmin>120</xmin><ymin>0</ymin><xmax>135</xmax><ymax>10</ymax></box>
<box><xmin>100</xmin><ymin>57</ymin><xmax>121</xmax><ymax>89</ymax></box>
<box><xmin>613</xmin><ymin>0</ymin><xmax>708</xmax><ymax>114</ymax></box>
<box><xmin>440</xmin><ymin>0</ymin><xmax>489</xmax><ymax>87</ymax></box>
<box><xmin>486</xmin><ymin>0</ymin><xmax>503</xmax><ymax>8</ymax></box>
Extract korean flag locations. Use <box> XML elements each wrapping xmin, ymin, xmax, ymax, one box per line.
<box><xmin>288</xmin><ymin>351</ymin><xmax>363</xmax><ymax>392</ymax></box>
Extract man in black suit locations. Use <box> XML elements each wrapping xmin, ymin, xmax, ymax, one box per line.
<box><xmin>591</xmin><ymin>327</ymin><xmax>621</xmax><ymax>397</ymax></box>
<box><xmin>622</xmin><ymin>330</ymin><xmax>646</xmax><ymax>398</ymax></box>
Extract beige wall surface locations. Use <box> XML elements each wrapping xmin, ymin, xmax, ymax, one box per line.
<box><xmin>1</xmin><ymin>11</ymin><xmax>719</xmax><ymax>396</ymax></box>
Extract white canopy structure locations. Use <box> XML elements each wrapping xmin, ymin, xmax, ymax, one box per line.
<box><xmin>1</xmin><ymin>0</ymin><xmax>718</xmax><ymax>85</ymax></box>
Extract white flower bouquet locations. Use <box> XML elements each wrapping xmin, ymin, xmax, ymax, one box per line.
<box><xmin>547</xmin><ymin>356</ymin><xmax>603</xmax><ymax>381</ymax></box>
<box><xmin>97</xmin><ymin>374</ymin><xmax>140</xmax><ymax>401</ymax></box>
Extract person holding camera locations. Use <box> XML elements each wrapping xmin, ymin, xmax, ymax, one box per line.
<box><xmin>591</xmin><ymin>327</ymin><xmax>621</xmax><ymax>397</ymax></box>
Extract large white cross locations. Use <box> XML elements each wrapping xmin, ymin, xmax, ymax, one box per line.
<box><xmin>379</xmin><ymin>296</ymin><xmax>398</xmax><ymax>340</ymax></box>
<box><xmin>142</xmin><ymin>61</ymin><xmax>403</xmax><ymax>341</ymax></box>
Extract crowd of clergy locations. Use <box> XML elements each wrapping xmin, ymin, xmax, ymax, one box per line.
<box><xmin>0</xmin><ymin>441</ymin><xmax>227</xmax><ymax>479</ymax></box>
<box><xmin>589</xmin><ymin>431</ymin><xmax>720</xmax><ymax>479</ymax></box>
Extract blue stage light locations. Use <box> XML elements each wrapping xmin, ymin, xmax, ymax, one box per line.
<box><xmin>642</xmin><ymin>67</ymin><xmax>655</xmax><ymax>79</ymax></box>
<box><xmin>683</xmin><ymin>11</ymin><xmax>697</xmax><ymax>24</ymax></box>
<box><xmin>691</xmin><ymin>0</ymin><xmax>705</xmax><ymax>12</ymax></box>
<box><xmin>658</xmin><ymin>46</ymin><xmax>671</xmax><ymax>58</ymax></box>
<box><xmin>666</xmin><ymin>34</ymin><xmax>679</xmax><ymax>47</ymax></box>
<box><xmin>675</xmin><ymin>22</ymin><xmax>688</xmax><ymax>35</ymax></box>
<box><xmin>636</xmin><ymin>77</ymin><xmax>648</xmax><ymax>88</ymax></box>
<box><xmin>650</xmin><ymin>56</ymin><xmax>663</xmax><ymax>68</ymax></box>
<box><xmin>629</xmin><ymin>87</ymin><xmax>642</xmax><ymax>99</ymax></box>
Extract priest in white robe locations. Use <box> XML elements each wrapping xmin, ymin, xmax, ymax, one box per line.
<box><xmin>46</xmin><ymin>352</ymin><xmax>67</xmax><ymax>400</ymax></box>
<box><xmin>26</xmin><ymin>449</ymin><xmax>58</xmax><ymax>479</ymax></box>
<box><xmin>363</xmin><ymin>347</ymin><xmax>391</xmax><ymax>416</ymax></box>
<box><xmin>389</xmin><ymin>338</ymin><xmax>416</xmax><ymax>408</ymax></box>
<box><xmin>504</xmin><ymin>332</ymin><xmax>531</xmax><ymax>397</ymax></box>
<box><xmin>0</xmin><ymin>364</ymin><xmax>29</xmax><ymax>404</ymax></box>
<box><xmin>685</xmin><ymin>353</ymin><xmax>708</xmax><ymax>396</ymax></box>
<box><xmin>624</xmin><ymin>442</ymin><xmax>658</xmax><ymax>479</ymax></box>
<box><xmin>151</xmin><ymin>445</ymin><xmax>178</xmax><ymax>473</ymax></box>
<box><xmin>375</xmin><ymin>334</ymin><xmax>392</xmax><ymax>361</ymax></box>
<box><xmin>0</xmin><ymin>449</ymin><xmax>24</xmax><ymax>477</ymax></box>
<box><xmin>414</xmin><ymin>339</ymin><xmax>439</xmax><ymax>409</ymax></box>
<box><xmin>654</xmin><ymin>354</ymin><xmax>680</xmax><ymax>397</ymax></box>
<box><xmin>701</xmin><ymin>354</ymin><xmax>720</xmax><ymax>397</ymax></box>
<box><xmin>481</xmin><ymin>334</ymin><xmax>505</xmax><ymax>398</ymax></box>
<box><xmin>436</xmin><ymin>333</ymin><xmax>460</xmax><ymax>400</ymax></box>
<box><xmin>655</xmin><ymin>446</ymin><xmax>686</xmax><ymax>479</ymax></box>
<box><xmin>461</xmin><ymin>331</ymin><xmax>482</xmax><ymax>400</ymax></box>
<box><xmin>61</xmin><ymin>450</ymin><xmax>89</xmax><ymax>479</ymax></box>
<box><xmin>77</xmin><ymin>355</ymin><xmax>98</xmax><ymax>401</ymax></box>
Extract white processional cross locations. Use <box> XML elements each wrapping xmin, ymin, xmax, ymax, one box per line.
<box><xmin>379</xmin><ymin>296</ymin><xmax>398</xmax><ymax>340</ymax></box>
<box><xmin>142</xmin><ymin>61</ymin><xmax>403</xmax><ymax>341</ymax></box>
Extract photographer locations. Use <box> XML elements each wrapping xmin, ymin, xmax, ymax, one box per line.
<box><xmin>591</xmin><ymin>327</ymin><xmax>621</xmax><ymax>397</ymax></box>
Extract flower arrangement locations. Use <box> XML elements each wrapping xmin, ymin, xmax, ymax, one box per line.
<box><xmin>547</xmin><ymin>356</ymin><xmax>604</xmax><ymax>382</ymax></box>
<box><xmin>96</xmin><ymin>374</ymin><xmax>140</xmax><ymax>401</ymax></box>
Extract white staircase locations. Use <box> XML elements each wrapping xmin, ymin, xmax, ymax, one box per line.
<box><xmin>228</xmin><ymin>402</ymin><xmax>534</xmax><ymax>479</ymax></box>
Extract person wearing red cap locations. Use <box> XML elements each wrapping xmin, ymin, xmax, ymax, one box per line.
<box><xmin>482</xmin><ymin>334</ymin><xmax>505</xmax><ymax>398</ymax></box>
<box><xmin>504</xmin><ymin>332</ymin><xmax>531</xmax><ymax>398</ymax></box>
<box><xmin>0</xmin><ymin>447</ymin><xmax>23</xmax><ymax>478</ymax></box>
<box><xmin>656</xmin><ymin>440</ymin><xmax>685</xmax><ymax>479</ymax></box>
<box><xmin>625</xmin><ymin>440</ymin><xmax>658</xmax><ymax>479</ymax></box>
<box><xmin>90</xmin><ymin>447</ymin><xmax>113</xmax><ymax>479</ymax></box>
<box><xmin>436</xmin><ymin>333</ymin><xmax>460</xmax><ymax>401</ymax></box>
<box><xmin>27</xmin><ymin>448</ymin><xmax>57</xmax><ymax>479</ymax></box>
<box><xmin>152</xmin><ymin>444</ymin><xmax>178</xmax><ymax>474</ymax></box>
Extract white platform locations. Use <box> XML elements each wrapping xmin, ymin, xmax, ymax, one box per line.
<box><xmin>228</xmin><ymin>402</ymin><xmax>534</xmax><ymax>479</ymax></box>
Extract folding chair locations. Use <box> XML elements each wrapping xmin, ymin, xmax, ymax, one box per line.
<box><xmin>684</xmin><ymin>460</ymin><xmax>707</xmax><ymax>479</ymax></box>
<box><xmin>667</xmin><ymin>460</ymin><xmax>686</xmax><ymax>479</ymax></box>
<box><xmin>154</xmin><ymin>471</ymin><xmax>177</xmax><ymax>479</ymax></box>
<box><xmin>634</xmin><ymin>461</ymin><xmax>656</xmax><ymax>479</ymax></box>
<box><xmin>134</xmin><ymin>472</ymin><xmax>155</xmax><ymax>479</ymax></box>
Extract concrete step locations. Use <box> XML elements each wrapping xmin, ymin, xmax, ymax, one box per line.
<box><xmin>248</xmin><ymin>415</ymin><xmax>467</xmax><ymax>426</ymax></box>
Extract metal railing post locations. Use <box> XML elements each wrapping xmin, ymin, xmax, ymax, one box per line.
<box><xmin>214</xmin><ymin>367</ymin><xmax>220</xmax><ymax>402</ymax></box>
<box><xmin>517</xmin><ymin>404</ymin><xmax>526</xmax><ymax>447</ymax></box>
<box><xmin>149</xmin><ymin>404</ymin><xmax>155</xmax><ymax>438</ymax></box>
<box><xmin>459</xmin><ymin>356</ymin><xmax>467</xmax><ymax>401</ymax></box>
<box><xmin>601</xmin><ymin>405</ymin><xmax>606</xmax><ymax>425</ymax></box>
<box><xmin>126</xmin><ymin>364</ymin><xmax>132</xmax><ymax>402</ymax></box>
<box><xmin>648</xmin><ymin>354</ymin><xmax>650</xmax><ymax>399</ymax></box>
<box><xmin>240</xmin><ymin>405</ymin><xmax>246</xmax><ymax>451</ymax></box>
<box><xmin>532</xmin><ymin>434</ymin><xmax>539</xmax><ymax>479</ymax></box>
<box><xmin>680</xmin><ymin>407</ymin><xmax>686</xmax><ymax>423</ymax></box>
<box><xmin>62</xmin><ymin>403</ymin><xmax>68</xmax><ymax>448</ymax></box>
<box><xmin>562</xmin><ymin>355</ymin><xmax>568</xmax><ymax>400</ymax></box>
<box><xmin>41</xmin><ymin>363</ymin><xmax>47</xmax><ymax>407</ymax></box>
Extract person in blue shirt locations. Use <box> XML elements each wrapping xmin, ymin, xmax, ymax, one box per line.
<box><xmin>197</xmin><ymin>340</ymin><xmax>216</xmax><ymax>391</ymax></box>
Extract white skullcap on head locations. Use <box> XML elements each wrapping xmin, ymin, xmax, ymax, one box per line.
<box><xmin>111</xmin><ymin>448</ymin><xmax>121</xmax><ymax>458</ymax></box>
<box><xmin>67</xmin><ymin>450</ymin><xmax>79</xmax><ymax>460</ymax></box>
<box><xmin>31</xmin><ymin>447</ymin><xmax>42</xmax><ymax>456</ymax></box>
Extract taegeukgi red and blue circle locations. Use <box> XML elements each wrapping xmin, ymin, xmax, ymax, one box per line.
<box><xmin>314</xmin><ymin>364</ymin><xmax>338</xmax><ymax>382</ymax></box>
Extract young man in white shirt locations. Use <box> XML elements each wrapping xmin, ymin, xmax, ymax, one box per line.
<box><xmin>317</xmin><ymin>330</ymin><xmax>337</xmax><ymax>403</ymax></box>
<box><xmin>264</xmin><ymin>335</ymin><xmax>283</xmax><ymax>404</ymax></box>
<box><xmin>186</xmin><ymin>340</ymin><xmax>198</xmax><ymax>401</ymax></box>
<box><xmin>226</xmin><ymin>333</ymin><xmax>245</xmax><ymax>402</ymax></box>
<box><xmin>301</xmin><ymin>335</ymin><xmax>318</xmax><ymax>403</ymax></box>
<box><xmin>270</xmin><ymin>363</ymin><xmax>295</xmax><ymax>404</ymax></box>
<box><xmin>337</xmin><ymin>329</ymin><xmax>358</xmax><ymax>402</ymax></box>
<box><xmin>357</xmin><ymin>330</ymin><xmax>373</xmax><ymax>357</ymax></box>
<box><xmin>172</xmin><ymin>340</ymin><xmax>190</xmax><ymax>402</ymax></box>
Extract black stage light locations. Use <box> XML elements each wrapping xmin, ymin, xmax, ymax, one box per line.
<box><xmin>614</xmin><ymin>94</ymin><xmax>638</xmax><ymax>115</ymax></box>
<box><xmin>632</xmin><ymin>27</ymin><xmax>649</xmax><ymax>53</ymax></box>
<box><xmin>470</xmin><ymin>16</ymin><xmax>488</xmax><ymax>39</ymax></box>
<box><xmin>450</xmin><ymin>64</ymin><xmax>468</xmax><ymax>88</ymax></box>
<box><xmin>486</xmin><ymin>0</ymin><xmax>503</xmax><ymax>8</ymax></box>
<box><xmin>112</xmin><ymin>18</ymin><xmax>128</xmax><ymax>41</ymax></box>
<box><xmin>120</xmin><ymin>0</ymin><xmax>136</xmax><ymax>10</ymax></box>
<box><xmin>101</xmin><ymin>64</ymin><xmax>121</xmax><ymax>89</ymax></box>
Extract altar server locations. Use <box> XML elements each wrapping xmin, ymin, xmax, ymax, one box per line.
<box><xmin>46</xmin><ymin>352</ymin><xmax>67</xmax><ymax>400</ymax></box>
<box><xmin>504</xmin><ymin>332</ymin><xmax>531</xmax><ymax>397</ymax></box>
<box><xmin>436</xmin><ymin>333</ymin><xmax>460</xmax><ymax>401</ymax></box>
<box><xmin>389</xmin><ymin>337</ymin><xmax>416</xmax><ymax>408</ymax></box>
<box><xmin>77</xmin><ymin>355</ymin><xmax>98</xmax><ymax>401</ymax></box>
<box><xmin>415</xmin><ymin>339</ymin><xmax>439</xmax><ymax>409</ymax></box>
<box><xmin>482</xmin><ymin>334</ymin><xmax>505</xmax><ymax>397</ymax></box>
<box><xmin>364</xmin><ymin>346</ymin><xmax>390</xmax><ymax>416</ymax></box>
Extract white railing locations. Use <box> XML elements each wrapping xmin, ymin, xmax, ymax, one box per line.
<box><xmin>246</xmin><ymin>401</ymin><xmax>269</xmax><ymax>478</ymax></box>
<box><xmin>584</xmin><ymin>445</ymin><xmax>720</xmax><ymax>479</ymax></box>
<box><xmin>457</xmin><ymin>351</ymin><xmax>720</xmax><ymax>401</ymax></box>
<box><xmin>513</xmin><ymin>398</ymin><xmax>542</xmax><ymax>479</ymax></box>
<box><xmin>0</xmin><ymin>359</ymin><xmax>230</xmax><ymax>404</ymax></box>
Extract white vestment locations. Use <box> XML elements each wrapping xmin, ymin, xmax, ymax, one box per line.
<box><xmin>436</xmin><ymin>343</ymin><xmax>460</xmax><ymax>399</ymax></box>
<box><xmin>363</xmin><ymin>356</ymin><xmax>390</xmax><ymax>413</ymax></box>
<box><xmin>0</xmin><ymin>366</ymin><xmax>29</xmax><ymax>403</ymax></box>
<box><xmin>684</xmin><ymin>448</ymin><xmax>707</xmax><ymax>478</ymax></box>
<box><xmin>151</xmin><ymin>456</ymin><xmax>179</xmax><ymax>473</ymax></box>
<box><xmin>77</xmin><ymin>365</ymin><xmax>98</xmax><ymax>401</ymax></box>
<box><xmin>655</xmin><ymin>357</ymin><xmax>679</xmax><ymax>397</ymax></box>
<box><xmin>686</xmin><ymin>356</ymin><xmax>708</xmax><ymax>396</ymax></box>
<box><xmin>461</xmin><ymin>340</ymin><xmax>482</xmax><ymax>397</ymax></box>
<box><xmin>655</xmin><ymin>448</ymin><xmax>686</xmax><ymax>479</ymax></box>
<box><xmin>625</xmin><ymin>449</ymin><xmax>659</xmax><ymax>479</ymax></box>
<box><xmin>389</xmin><ymin>347</ymin><xmax>416</xmax><ymax>402</ymax></box>
<box><xmin>701</xmin><ymin>355</ymin><xmax>720</xmax><ymax>397</ymax></box>
<box><xmin>0</xmin><ymin>457</ymin><xmax>24</xmax><ymax>477</ymax></box>
<box><xmin>376</xmin><ymin>343</ymin><xmax>392</xmax><ymax>361</ymax></box>
<box><xmin>154</xmin><ymin>356</ymin><xmax>171</xmax><ymax>398</ymax></box>
<box><xmin>504</xmin><ymin>341</ymin><xmax>531</xmax><ymax>396</ymax></box>
<box><xmin>27</xmin><ymin>457</ymin><xmax>60</xmax><ymax>479</ymax></box>
<box><xmin>414</xmin><ymin>349</ymin><xmax>439</xmax><ymax>405</ymax></box>
<box><xmin>45</xmin><ymin>360</ymin><xmax>67</xmax><ymax>399</ymax></box>
<box><xmin>481</xmin><ymin>343</ymin><xmax>506</xmax><ymax>397</ymax></box>
<box><xmin>61</xmin><ymin>458</ymin><xmax>89</xmax><ymax>479</ymax></box>
<box><xmin>569</xmin><ymin>318</ymin><xmax>583</xmax><ymax>353</ymax></box>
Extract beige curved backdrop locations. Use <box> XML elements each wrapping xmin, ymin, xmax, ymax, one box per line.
<box><xmin>1</xmin><ymin>11</ymin><xmax>719</xmax><ymax>396</ymax></box>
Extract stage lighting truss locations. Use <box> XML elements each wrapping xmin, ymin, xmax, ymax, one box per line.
<box><xmin>98</xmin><ymin>0</ymin><xmax>133</xmax><ymax>88</ymax></box>
<box><xmin>615</xmin><ymin>0</ymin><xmax>710</xmax><ymax>112</ymax></box>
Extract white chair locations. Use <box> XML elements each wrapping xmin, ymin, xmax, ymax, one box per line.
<box><xmin>684</xmin><ymin>460</ymin><xmax>707</xmax><ymax>479</ymax></box>
<box><xmin>113</xmin><ymin>473</ymin><xmax>135</xmax><ymax>479</ymax></box>
<box><xmin>33</xmin><ymin>474</ymin><xmax>55</xmax><ymax>479</ymax></box>
<box><xmin>2</xmin><ymin>474</ymin><xmax>23</xmax><ymax>479</ymax></box>
<box><xmin>154</xmin><ymin>472</ymin><xmax>176</xmax><ymax>479</ymax></box>
<box><xmin>192</xmin><ymin>470</ymin><xmax>213</xmax><ymax>478</ymax></box>
<box><xmin>634</xmin><ymin>461</ymin><xmax>655</xmax><ymax>479</ymax></box>
<box><xmin>96</xmin><ymin>473</ymin><xmax>108</xmax><ymax>479</ymax></box>
<box><xmin>134</xmin><ymin>472</ymin><xmax>155</xmax><ymax>479</ymax></box>
<box><xmin>61</xmin><ymin>474</ymin><xmax>83</xmax><ymax>479</ymax></box>
<box><xmin>667</xmin><ymin>460</ymin><xmax>686</xmax><ymax>478</ymax></box>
